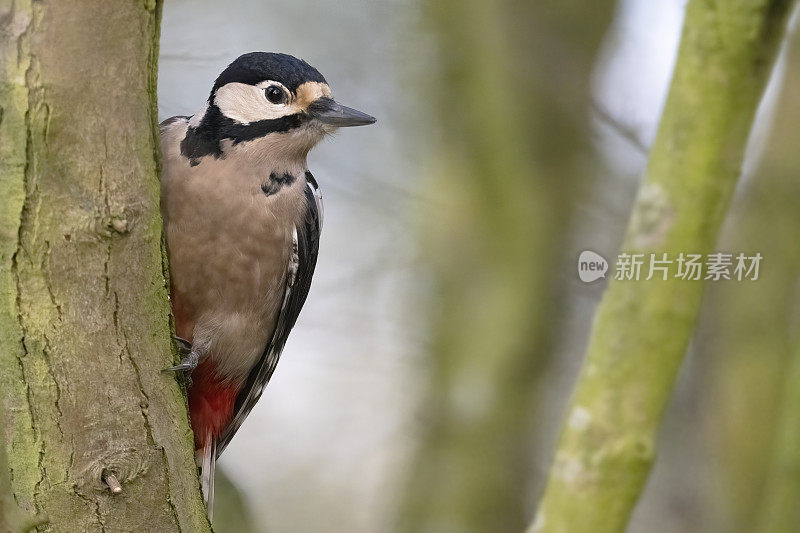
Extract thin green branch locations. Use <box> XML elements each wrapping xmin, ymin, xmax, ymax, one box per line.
<box><xmin>530</xmin><ymin>1</ymin><xmax>797</xmax><ymax>532</ymax></box>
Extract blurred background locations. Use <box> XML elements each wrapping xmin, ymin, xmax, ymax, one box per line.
<box><xmin>158</xmin><ymin>1</ymin><xmax>800</xmax><ymax>531</ymax></box>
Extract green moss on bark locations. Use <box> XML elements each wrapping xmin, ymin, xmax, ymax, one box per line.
<box><xmin>0</xmin><ymin>1</ymin><xmax>210</xmax><ymax>531</ymax></box>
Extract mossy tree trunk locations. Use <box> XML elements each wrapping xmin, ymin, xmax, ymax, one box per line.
<box><xmin>531</xmin><ymin>1</ymin><xmax>796</xmax><ymax>532</ymax></box>
<box><xmin>399</xmin><ymin>1</ymin><xmax>615</xmax><ymax>532</ymax></box>
<box><xmin>0</xmin><ymin>1</ymin><xmax>210</xmax><ymax>531</ymax></box>
<box><xmin>1</xmin><ymin>411</ymin><xmax>45</xmax><ymax>532</ymax></box>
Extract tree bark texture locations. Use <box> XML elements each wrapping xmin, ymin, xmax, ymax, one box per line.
<box><xmin>0</xmin><ymin>1</ymin><xmax>210</xmax><ymax>531</ymax></box>
<box><xmin>531</xmin><ymin>1</ymin><xmax>796</xmax><ymax>532</ymax></box>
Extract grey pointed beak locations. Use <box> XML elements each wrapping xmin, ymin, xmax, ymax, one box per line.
<box><xmin>307</xmin><ymin>97</ymin><xmax>376</xmax><ymax>127</ymax></box>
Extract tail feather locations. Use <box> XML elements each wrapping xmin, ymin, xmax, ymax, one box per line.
<box><xmin>198</xmin><ymin>432</ymin><xmax>217</xmax><ymax>522</ymax></box>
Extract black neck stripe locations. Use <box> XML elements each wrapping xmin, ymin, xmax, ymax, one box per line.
<box><xmin>180</xmin><ymin>104</ymin><xmax>305</xmax><ymax>165</ymax></box>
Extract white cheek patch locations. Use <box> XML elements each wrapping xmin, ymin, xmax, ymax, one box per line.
<box><xmin>215</xmin><ymin>81</ymin><xmax>300</xmax><ymax>124</ymax></box>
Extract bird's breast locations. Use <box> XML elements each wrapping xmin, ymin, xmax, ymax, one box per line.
<box><xmin>162</xmin><ymin>152</ymin><xmax>307</xmax><ymax>383</ymax></box>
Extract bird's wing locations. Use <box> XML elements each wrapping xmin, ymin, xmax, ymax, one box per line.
<box><xmin>216</xmin><ymin>176</ymin><xmax>323</xmax><ymax>455</ymax></box>
<box><xmin>159</xmin><ymin>115</ymin><xmax>190</xmax><ymax>129</ymax></box>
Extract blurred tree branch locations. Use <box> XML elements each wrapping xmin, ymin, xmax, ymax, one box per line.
<box><xmin>211</xmin><ymin>468</ymin><xmax>258</xmax><ymax>533</ymax></box>
<box><xmin>531</xmin><ymin>1</ymin><xmax>797</xmax><ymax>532</ymax></box>
<box><xmin>734</xmin><ymin>27</ymin><xmax>800</xmax><ymax>533</ymax></box>
<box><xmin>591</xmin><ymin>101</ymin><xmax>649</xmax><ymax>156</ymax></box>
<box><xmin>755</xmin><ymin>333</ymin><xmax>800</xmax><ymax>533</ymax></box>
<box><xmin>398</xmin><ymin>1</ymin><xmax>616</xmax><ymax>532</ymax></box>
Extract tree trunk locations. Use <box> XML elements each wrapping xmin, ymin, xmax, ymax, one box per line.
<box><xmin>1</xmin><ymin>410</ymin><xmax>45</xmax><ymax>532</ymax></box>
<box><xmin>0</xmin><ymin>1</ymin><xmax>210</xmax><ymax>531</ymax></box>
<box><xmin>398</xmin><ymin>1</ymin><xmax>615</xmax><ymax>532</ymax></box>
<box><xmin>735</xmin><ymin>31</ymin><xmax>800</xmax><ymax>533</ymax></box>
<box><xmin>531</xmin><ymin>1</ymin><xmax>796</xmax><ymax>532</ymax></box>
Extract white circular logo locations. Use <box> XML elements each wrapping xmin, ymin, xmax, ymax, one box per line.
<box><xmin>578</xmin><ymin>250</ymin><xmax>608</xmax><ymax>283</ymax></box>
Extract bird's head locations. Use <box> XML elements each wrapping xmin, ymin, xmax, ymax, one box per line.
<box><xmin>182</xmin><ymin>52</ymin><xmax>376</xmax><ymax>165</ymax></box>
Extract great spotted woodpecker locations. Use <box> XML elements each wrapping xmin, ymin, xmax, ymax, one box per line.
<box><xmin>159</xmin><ymin>52</ymin><xmax>375</xmax><ymax>515</ymax></box>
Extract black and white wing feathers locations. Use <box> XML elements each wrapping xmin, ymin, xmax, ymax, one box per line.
<box><xmin>217</xmin><ymin>177</ymin><xmax>322</xmax><ymax>455</ymax></box>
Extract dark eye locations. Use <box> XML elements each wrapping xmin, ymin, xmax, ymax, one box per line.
<box><xmin>265</xmin><ymin>86</ymin><xmax>286</xmax><ymax>104</ymax></box>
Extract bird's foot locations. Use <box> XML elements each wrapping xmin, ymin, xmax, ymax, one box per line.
<box><xmin>173</xmin><ymin>336</ymin><xmax>192</xmax><ymax>355</ymax></box>
<box><xmin>164</xmin><ymin>336</ymin><xmax>199</xmax><ymax>387</ymax></box>
<box><xmin>165</xmin><ymin>351</ymin><xmax>199</xmax><ymax>373</ymax></box>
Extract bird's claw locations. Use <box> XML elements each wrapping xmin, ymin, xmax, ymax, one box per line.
<box><xmin>173</xmin><ymin>335</ymin><xmax>192</xmax><ymax>355</ymax></box>
<box><xmin>166</xmin><ymin>357</ymin><xmax>198</xmax><ymax>373</ymax></box>
<box><xmin>164</xmin><ymin>338</ymin><xmax>199</xmax><ymax>388</ymax></box>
